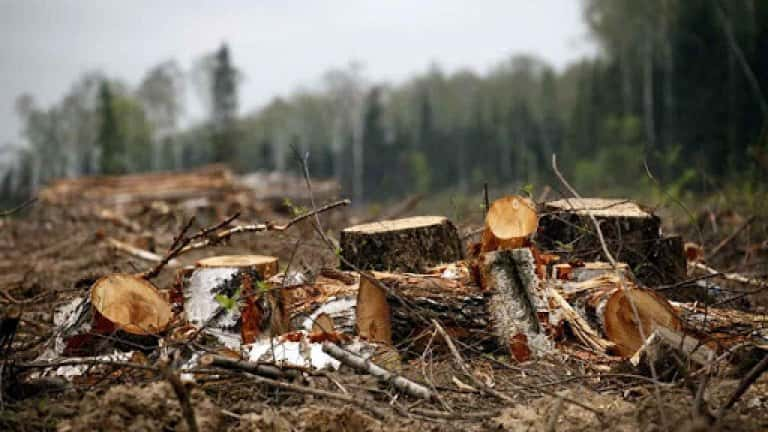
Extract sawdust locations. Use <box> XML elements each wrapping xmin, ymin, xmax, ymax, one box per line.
<box><xmin>57</xmin><ymin>381</ymin><xmax>222</xmax><ymax>432</ymax></box>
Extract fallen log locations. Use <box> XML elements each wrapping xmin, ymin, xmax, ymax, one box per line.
<box><xmin>39</xmin><ymin>165</ymin><xmax>234</xmax><ymax>206</ymax></box>
<box><xmin>339</xmin><ymin>216</ymin><xmax>463</xmax><ymax>272</ymax></box>
<box><xmin>561</xmin><ymin>273</ymin><xmax>682</xmax><ymax>357</ymax></box>
<box><xmin>630</xmin><ymin>327</ymin><xmax>716</xmax><ymax>379</ymax></box>
<box><xmin>373</xmin><ymin>249</ymin><xmax>551</xmax><ymax>359</ymax></box>
<box><xmin>479</xmin><ymin>249</ymin><xmax>550</xmax><ymax>361</ymax></box>
<box><xmin>90</xmin><ymin>274</ymin><xmax>172</xmax><ymax>335</ymax></box>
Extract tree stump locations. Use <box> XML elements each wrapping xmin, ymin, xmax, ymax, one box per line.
<box><xmin>339</xmin><ymin>216</ymin><xmax>463</xmax><ymax>273</ymax></box>
<box><xmin>184</xmin><ymin>255</ymin><xmax>284</xmax><ymax>346</ymax></box>
<box><xmin>537</xmin><ymin>198</ymin><xmax>684</xmax><ymax>286</ymax></box>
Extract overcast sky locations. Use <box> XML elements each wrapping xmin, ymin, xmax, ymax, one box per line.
<box><xmin>0</xmin><ymin>0</ymin><xmax>594</xmax><ymax>148</ymax></box>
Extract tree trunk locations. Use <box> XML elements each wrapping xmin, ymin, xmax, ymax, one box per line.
<box><xmin>479</xmin><ymin>249</ymin><xmax>549</xmax><ymax>361</ymax></box>
<box><xmin>340</xmin><ymin>216</ymin><xmax>463</xmax><ymax>272</ymax></box>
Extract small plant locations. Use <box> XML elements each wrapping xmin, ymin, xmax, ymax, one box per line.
<box><xmin>256</xmin><ymin>280</ymin><xmax>270</xmax><ymax>293</ymax></box>
<box><xmin>215</xmin><ymin>288</ymin><xmax>241</xmax><ymax>311</ymax></box>
<box><xmin>283</xmin><ymin>198</ymin><xmax>308</xmax><ymax>217</ymax></box>
<box><xmin>519</xmin><ymin>183</ymin><xmax>534</xmax><ymax>198</ymax></box>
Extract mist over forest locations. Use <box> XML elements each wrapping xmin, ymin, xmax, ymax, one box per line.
<box><xmin>2</xmin><ymin>0</ymin><xmax>767</xmax><ymax>208</ymax></box>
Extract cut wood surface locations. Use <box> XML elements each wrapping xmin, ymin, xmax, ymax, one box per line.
<box><xmin>356</xmin><ymin>276</ymin><xmax>393</xmax><ymax>344</ymax></box>
<box><xmin>544</xmin><ymin>198</ymin><xmax>651</xmax><ymax>218</ymax></box>
<box><xmin>195</xmin><ymin>255</ymin><xmax>279</xmax><ymax>276</ymax></box>
<box><xmin>563</xmin><ymin>273</ymin><xmax>682</xmax><ymax>357</ymax></box>
<box><xmin>481</xmin><ymin>196</ymin><xmax>538</xmax><ymax>252</ymax></box>
<box><xmin>90</xmin><ymin>274</ymin><xmax>172</xmax><ymax>335</ymax></box>
<box><xmin>340</xmin><ymin>216</ymin><xmax>463</xmax><ymax>272</ymax></box>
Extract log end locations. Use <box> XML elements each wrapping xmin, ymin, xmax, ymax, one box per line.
<box><xmin>90</xmin><ymin>274</ymin><xmax>172</xmax><ymax>335</ymax></box>
<box><xmin>604</xmin><ymin>288</ymin><xmax>683</xmax><ymax>357</ymax></box>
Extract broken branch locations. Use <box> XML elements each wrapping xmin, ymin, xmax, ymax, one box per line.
<box><xmin>321</xmin><ymin>342</ymin><xmax>433</xmax><ymax>400</ymax></box>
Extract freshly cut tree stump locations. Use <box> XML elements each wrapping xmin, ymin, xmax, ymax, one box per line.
<box><xmin>184</xmin><ymin>255</ymin><xmax>284</xmax><ymax>345</ymax></box>
<box><xmin>538</xmin><ymin>198</ymin><xmax>684</xmax><ymax>286</ymax></box>
<box><xmin>562</xmin><ymin>273</ymin><xmax>682</xmax><ymax>357</ymax></box>
<box><xmin>339</xmin><ymin>216</ymin><xmax>463</xmax><ymax>272</ymax></box>
<box><xmin>481</xmin><ymin>196</ymin><xmax>538</xmax><ymax>252</ymax></box>
<box><xmin>91</xmin><ymin>274</ymin><xmax>172</xmax><ymax>335</ymax></box>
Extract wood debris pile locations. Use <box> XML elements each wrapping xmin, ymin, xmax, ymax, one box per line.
<box><xmin>2</xmin><ymin>178</ymin><xmax>767</xmax><ymax>430</ymax></box>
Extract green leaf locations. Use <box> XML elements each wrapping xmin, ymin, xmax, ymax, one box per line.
<box><xmin>215</xmin><ymin>293</ymin><xmax>235</xmax><ymax>310</ymax></box>
<box><xmin>215</xmin><ymin>288</ymin><xmax>241</xmax><ymax>311</ymax></box>
<box><xmin>519</xmin><ymin>183</ymin><xmax>534</xmax><ymax>198</ymax></box>
<box><xmin>256</xmin><ymin>280</ymin><xmax>270</xmax><ymax>293</ymax></box>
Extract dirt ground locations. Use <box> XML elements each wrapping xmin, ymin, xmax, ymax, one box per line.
<box><xmin>1</xmin><ymin>197</ymin><xmax>767</xmax><ymax>431</ymax></box>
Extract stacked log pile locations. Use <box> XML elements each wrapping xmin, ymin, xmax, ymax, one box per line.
<box><xmin>39</xmin><ymin>165</ymin><xmax>236</xmax><ymax>206</ymax></box>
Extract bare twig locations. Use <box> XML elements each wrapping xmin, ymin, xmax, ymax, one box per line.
<box><xmin>707</xmin><ymin>215</ymin><xmax>756</xmax><ymax>261</ymax></box>
<box><xmin>322</xmin><ymin>342</ymin><xmax>433</xmax><ymax>400</ymax></box>
<box><xmin>715</xmin><ymin>353</ymin><xmax>768</xmax><ymax>423</ymax></box>
<box><xmin>0</xmin><ymin>197</ymin><xmax>37</xmax><ymax>218</ymax></box>
<box><xmin>229</xmin><ymin>369</ymin><xmax>391</xmax><ymax>420</ymax></box>
<box><xmin>162</xmin><ymin>367</ymin><xmax>199</xmax><ymax>432</ymax></box>
<box><xmin>432</xmin><ymin>319</ymin><xmax>513</xmax><ymax>403</ymax></box>
<box><xmin>178</xmin><ymin>199</ymin><xmax>350</xmax><ymax>254</ymax></box>
<box><xmin>691</xmin><ymin>262</ymin><xmax>768</xmax><ymax>289</ymax></box>
<box><xmin>199</xmin><ymin>354</ymin><xmax>298</xmax><ymax>380</ymax></box>
<box><xmin>434</xmin><ymin>319</ymin><xmax>605</xmax><ymax>420</ymax></box>
<box><xmin>16</xmin><ymin>358</ymin><xmax>159</xmax><ymax>372</ymax></box>
<box><xmin>106</xmin><ymin>238</ymin><xmax>175</xmax><ymax>264</ymax></box>
<box><xmin>169</xmin><ymin>216</ymin><xmax>197</xmax><ymax>251</ymax></box>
